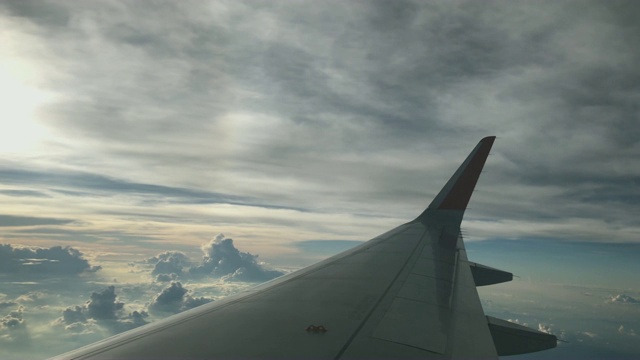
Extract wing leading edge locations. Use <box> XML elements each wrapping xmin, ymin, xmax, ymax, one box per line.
<box><xmin>51</xmin><ymin>137</ymin><xmax>556</xmax><ymax>359</ymax></box>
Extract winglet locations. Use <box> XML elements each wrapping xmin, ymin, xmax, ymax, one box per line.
<box><xmin>417</xmin><ymin>136</ymin><xmax>495</xmax><ymax>220</ymax></box>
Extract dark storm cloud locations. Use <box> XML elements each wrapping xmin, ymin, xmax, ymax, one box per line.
<box><xmin>149</xmin><ymin>282</ymin><xmax>213</xmax><ymax>314</ymax></box>
<box><xmin>0</xmin><ymin>244</ymin><xmax>101</xmax><ymax>275</ymax></box>
<box><xmin>189</xmin><ymin>234</ymin><xmax>284</xmax><ymax>282</ymax></box>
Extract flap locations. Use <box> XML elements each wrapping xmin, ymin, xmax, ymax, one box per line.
<box><xmin>487</xmin><ymin>316</ymin><xmax>557</xmax><ymax>356</ymax></box>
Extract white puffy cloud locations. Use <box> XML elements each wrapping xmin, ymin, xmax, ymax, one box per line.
<box><xmin>143</xmin><ymin>235</ymin><xmax>285</xmax><ymax>282</ymax></box>
<box><xmin>538</xmin><ymin>323</ymin><xmax>553</xmax><ymax>335</ymax></box>
<box><xmin>189</xmin><ymin>234</ymin><xmax>284</xmax><ymax>282</ymax></box>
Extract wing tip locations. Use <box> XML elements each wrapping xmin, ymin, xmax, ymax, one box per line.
<box><xmin>417</xmin><ymin>136</ymin><xmax>496</xmax><ymax>221</ymax></box>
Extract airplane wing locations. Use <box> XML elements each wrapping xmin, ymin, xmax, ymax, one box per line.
<box><xmin>51</xmin><ymin>136</ymin><xmax>556</xmax><ymax>359</ymax></box>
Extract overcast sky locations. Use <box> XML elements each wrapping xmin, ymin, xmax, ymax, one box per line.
<box><xmin>1</xmin><ymin>0</ymin><xmax>639</xmax><ymax>358</ymax></box>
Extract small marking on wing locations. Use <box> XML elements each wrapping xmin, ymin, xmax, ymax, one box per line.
<box><xmin>305</xmin><ymin>325</ymin><xmax>328</xmax><ymax>333</ymax></box>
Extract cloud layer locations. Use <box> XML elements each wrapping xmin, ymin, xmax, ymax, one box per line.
<box><xmin>0</xmin><ymin>244</ymin><xmax>100</xmax><ymax>275</ymax></box>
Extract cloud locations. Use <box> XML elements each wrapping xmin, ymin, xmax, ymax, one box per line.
<box><xmin>0</xmin><ymin>214</ymin><xmax>72</xmax><ymax>227</ymax></box>
<box><xmin>149</xmin><ymin>282</ymin><xmax>213</xmax><ymax>314</ymax></box>
<box><xmin>86</xmin><ymin>286</ymin><xmax>124</xmax><ymax>320</ymax></box>
<box><xmin>0</xmin><ymin>301</ymin><xmax>17</xmax><ymax>310</ymax></box>
<box><xmin>57</xmin><ymin>286</ymin><xmax>147</xmax><ymax>334</ymax></box>
<box><xmin>188</xmin><ymin>234</ymin><xmax>284</xmax><ymax>282</ymax></box>
<box><xmin>154</xmin><ymin>273</ymin><xmax>177</xmax><ymax>283</ymax></box>
<box><xmin>0</xmin><ymin>190</ymin><xmax>50</xmax><ymax>198</ymax></box>
<box><xmin>0</xmin><ymin>306</ymin><xmax>30</xmax><ymax>347</ymax></box>
<box><xmin>0</xmin><ymin>244</ymin><xmax>101</xmax><ymax>275</ymax></box>
<box><xmin>608</xmin><ymin>294</ymin><xmax>640</xmax><ymax>304</ymax></box>
<box><xmin>61</xmin><ymin>306</ymin><xmax>86</xmax><ymax>325</ymax></box>
<box><xmin>144</xmin><ymin>235</ymin><xmax>285</xmax><ymax>283</ymax></box>
<box><xmin>538</xmin><ymin>323</ymin><xmax>553</xmax><ymax>335</ymax></box>
<box><xmin>618</xmin><ymin>325</ymin><xmax>637</xmax><ymax>337</ymax></box>
<box><xmin>145</xmin><ymin>251</ymin><xmax>191</xmax><ymax>276</ymax></box>
<box><xmin>1</xmin><ymin>306</ymin><xmax>25</xmax><ymax>330</ymax></box>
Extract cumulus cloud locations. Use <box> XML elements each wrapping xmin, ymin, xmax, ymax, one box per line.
<box><xmin>609</xmin><ymin>294</ymin><xmax>640</xmax><ymax>304</ymax></box>
<box><xmin>149</xmin><ymin>282</ymin><xmax>213</xmax><ymax>314</ymax></box>
<box><xmin>155</xmin><ymin>273</ymin><xmax>178</xmax><ymax>282</ymax></box>
<box><xmin>58</xmin><ymin>286</ymin><xmax>147</xmax><ymax>334</ymax></box>
<box><xmin>141</xmin><ymin>235</ymin><xmax>285</xmax><ymax>282</ymax></box>
<box><xmin>1</xmin><ymin>306</ymin><xmax>25</xmax><ymax>330</ymax></box>
<box><xmin>0</xmin><ymin>306</ymin><xmax>30</xmax><ymax>346</ymax></box>
<box><xmin>86</xmin><ymin>286</ymin><xmax>124</xmax><ymax>320</ymax></box>
<box><xmin>0</xmin><ymin>244</ymin><xmax>101</xmax><ymax>275</ymax></box>
<box><xmin>189</xmin><ymin>234</ymin><xmax>284</xmax><ymax>282</ymax></box>
<box><xmin>145</xmin><ymin>251</ymin><xmax>191</xmax><ymax>276</ymax></box>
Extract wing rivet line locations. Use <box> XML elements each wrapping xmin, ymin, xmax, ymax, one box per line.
<box><xmin>305</xmin><ymin>325</ymin><xmax>328</xmax><ymax>333</ymax></box>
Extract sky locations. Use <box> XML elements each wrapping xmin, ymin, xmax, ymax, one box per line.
<box><xmin>0</xmin><ymin>0</ymin><xmax>639</xmax><ymax>358</ymax></box>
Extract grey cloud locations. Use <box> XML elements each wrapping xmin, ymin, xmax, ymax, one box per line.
<box><xmin>61</xmin><ymin>305</ymin><xmax>86</xmax><ymax>325</ymax></box>
<box><xmin>1</xmin><ymin>306</ymin><xmax>25</xmax><ymax>330</ymax></box>
<box><xmin>0</xmin><ymin>301</ymin><xmax>17</xmax><ymax>310</ymax></box>
<box><xmin>2</xmin><ymin>0</ymin><xmax>638</xmax><ymax>243</ymax></box>
<box><xmin>149</xmin><ymin>282</ymin><xmax>213</xmax><ymax>314</ymax></box>
<box><xmin>0</xmin><ymin>244</ymin><xmax>101</xmax><ymax>275</ymax></box>
<box><xmin>154</xmin><ymin>273</ymin><xmax>177</xmax><ymax>282</ymax></box>
<box><xmin>0</xmin><ymin>190</ymin><xmax>50</xmax><ymax>198</ymax></box>
<box><xmin>149</xmin><ymin>282</ymin><xmax>186</xmax><ymax>313</ymax></box>
<box><xmin>189</xmin><ymin>234</ymin><xmax>284</xmax><ymax>282</ymax></box>
<box><xmin>1</xmin><ymin>0</ymin><xmax>70</xmax><ymax>27</ymax></box>
<box><xmin>0</xmin><ymin>167</ymin><xmax>304</xmax><ymax>211</ymax></box>
<box><xmin>86</xmin><ymin>286</ymin><xmax>124</xmax><ymax>320</ymax></box>
<box><xmin>58</xmin><ymin>286</ymin><xmax>148</xmax><ymax>334</ymax></box>
<box><xmin>0</xmin><ymin>215</ymin><xmax>72</xmax><ymax>227</ymax></box>
<box><xmin>0</xmin><ymin>305</ymin><xmax>30</xmax><ymax>347</ymax></box>
<box><xmin>146</xmin><ymin>251</ymin><xmax>191</xmax><ymax>276</ymax></box>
